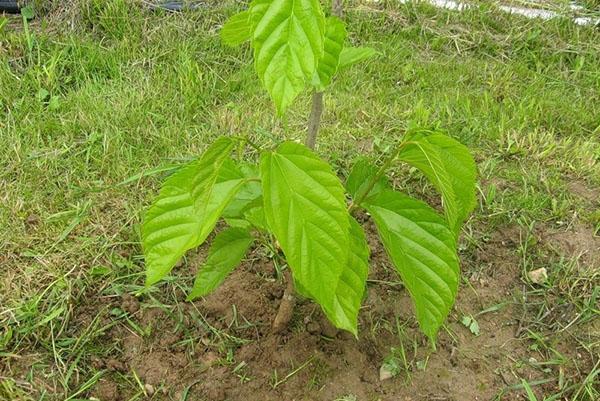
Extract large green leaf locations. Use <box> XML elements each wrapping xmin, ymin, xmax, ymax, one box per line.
<box><xmin>142</xmin><ymin>138</ymin><xmax>244</xmax><ymax>286</ymax></box>
<box><xmin>397</xmin><ymin>132</ymin><xmax>476</xmax><ymax>235</ymax></box>
<box><xmin>251</xmin><ymin>0</ymin><xmax>325</xmax><ymax>114</ymax></box>
<box><xmin>260</xmin><ymin>141</ymin><xmax>350</xmax><ymax>311</ymax></box>
<box><xmin>187</xmin><ymin>227</ymin><xmax>255</xmax><ymax>300</ymax></box>
<box><xmin>312</xmin><ymin>16</ymin><xmax>346</xmax><ymax>91</ymax></box>
<box><xmin>221</xmin><ymin>10</ymin><xmax>252</xmax><ymax>47</ymax></box>
<box><xmin>323</xmin><ymin>217</ymin><xmax>369</xmax><ymax>335</ymax></box>
<box><xmin>338</xmin><ymin>46</ymin><xmax>378</xmax><ymax>69</ymax></box>
<box><xmin>364</xmin><ymin>189</ymin><xmax>460</xmax><ymax>341</ymax></box>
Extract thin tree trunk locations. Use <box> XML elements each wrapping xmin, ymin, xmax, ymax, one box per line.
<box><xmin>305</xmin><ymin>91</ymin><xmax>324</xmax><ymax>149</ymax></box>
<box><xmin>304</xmin><ymin>1</ymin><xmax>343</xmax><ymax>150</ymax></box>
<box><xmin>271</xmin><ymin>269</ymin><xmax>296</xmax><ymax>333</ymax></box>
<box><xmin>332</xmin><ymin>0</ymin><xmax>344</xmax><ymax>18</ymax></box>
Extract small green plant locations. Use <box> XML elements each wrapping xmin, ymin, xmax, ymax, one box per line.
<box><xmin>141</xmin><ymin>0</ymin><xmax>477</xmax><ymax>342</ymax></box>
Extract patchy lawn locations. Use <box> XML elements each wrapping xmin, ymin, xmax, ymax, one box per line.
<box><xmin>1</xmin><ymin>1</ymin><xmax>599</xmax><ymax>400</ymax></box>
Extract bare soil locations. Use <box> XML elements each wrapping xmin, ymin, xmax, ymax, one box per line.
<box><xmin>539</xmin><ymin>223</ymin><xmax>600</xmax><ymax>269</ymax></box>
<box><xmin>4</xmin><ymin>220</ymin><xmax>597</xmax><ymax>401</ymax></box>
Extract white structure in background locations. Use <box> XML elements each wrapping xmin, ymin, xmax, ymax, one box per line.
<box><xmin>392</xmin><ymin>0</ymin><xmax>600</xmax><ymax>26</ymax></box>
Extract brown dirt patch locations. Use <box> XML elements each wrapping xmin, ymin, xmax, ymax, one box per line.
<box><xmin>92</xmin><ymin>379</ymin><xmax>120</xmax><ymax>401</ymax></box>
<box><xmin>3</xmin><ymin>222</ymin><xmax>594</xmax><ymax>401</ymax></box>
<box><xmin>568</xmin><ymin>180</ymin><xmax>599</xmax><ymax>204</ymax></box>
<box><xmin>99</xmin><ymin>225</ymin><xmax>528</xmax><ymax>400</ymax></box>
<box><xmin>539</xmin><ymin>223</ymin><xmax>600</xmax><ymax>268</ymax></box>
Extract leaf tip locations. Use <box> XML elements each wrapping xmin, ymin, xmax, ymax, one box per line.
<box><xmin>348</xmin><ymin>327</ymin><xmax>359</xmax><ymax>339</ymax></box>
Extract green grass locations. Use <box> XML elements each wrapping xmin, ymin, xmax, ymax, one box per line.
<box><xmin>1</xmin><ymin>1</ymin><xmax>599</xmax><ymax>400</ymax></box>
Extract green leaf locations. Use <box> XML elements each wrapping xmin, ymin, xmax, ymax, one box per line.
<box><xmin>397</xmin><ymin>132</ymin><xmax>477</xmax><ymax>235</ymax></box>
<box><xmin>312</xmin><ymin>16</ymin><xmax>346</xmax><ymax>91</ymax></box>
<box><xmin>251</xmin><ymin>0</ymin><xmax>325</xmax><ymax>114</ymax></box>
<box><xmin>364</xmin><ymin>189</ymin><xmax>460</xmax><ymax>341</ymax></box>
<box><xmin>346</xmin><ymin>158</ymin><xmax>388</xmax><ymax>203</ymax></box>
<box><xmin>338</xmin><ymin>46</ymin><xmax>378</xmax><ymax>69</ymax></box>
<box><xmin>323</xmin><ymin>217</ymin><xmax>369</xmax><ymax>335</ymax></box>
<box><xmin>221</xmin><ymin>10</ymin><xmax>252</xmax><ymax>47</ymax></box>
<box><xmin>37</xmin><ymin>88</ymin><xmax>50</xmax><ymax>102</ymax></box>
<box><xmin>425</xmin><ymin>134</ymin><xmax>477</xmax><ymax>231</ymax></box>
<box><xmin>260</xmin><ymin>141</ymin><xmax>350</xmax><ymax>311</ymax></box>
<box><xmin>397</xmin><ymin>138</ymin><xmax>457</xmax><ymax>232</ymax></box>
<box><xmin>142</xmin><ymin>138</ymin><xmax>244</xmax><ymax>286</ymax></box>
<box><xmin>21</xmin><ymin>6</ymin><xmax>34</xmax><ymax>19</ymax></box>
<box><xmin>221</xmin><ymin>162</ymin><xmax>262</xmax><ymax>218</ymax></box>
<box><xmin>461</xmin><ymin>315</ymin><xmax>480</xmax><ymax>336</ymax></box>
<box><xmin>187</xmin><ymin>227</ymin><xmax>255</xmax><ymax>300</ymax></box>
<box><xmin>243</xmin><ymin>205</ymin><xmax>269</xmax><ymax>231</ymax></box>
<box><xmin>223</xmin><ymin>218</ymin><xmax>252</xmax><ymax>229</ymax></box>
<box><xmin>0</xmin><ymin>17</ymin><xmax>8</xmax><ymax>33</ymax></box>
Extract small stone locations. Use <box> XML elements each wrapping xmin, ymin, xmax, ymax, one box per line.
<box><xmin>144</xmin><ymin>384</ymin><xmax>155</xmax><ymax>396</ymax></box>
<box><xmin>527</xmin><ymin>268</ymin><xmax>548</xmax><ymax>284</ymax></box>
<box><xmin>379</xmin><ymin>365</ymin><xmax>394</xmax><ymax>381</ymax></box>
